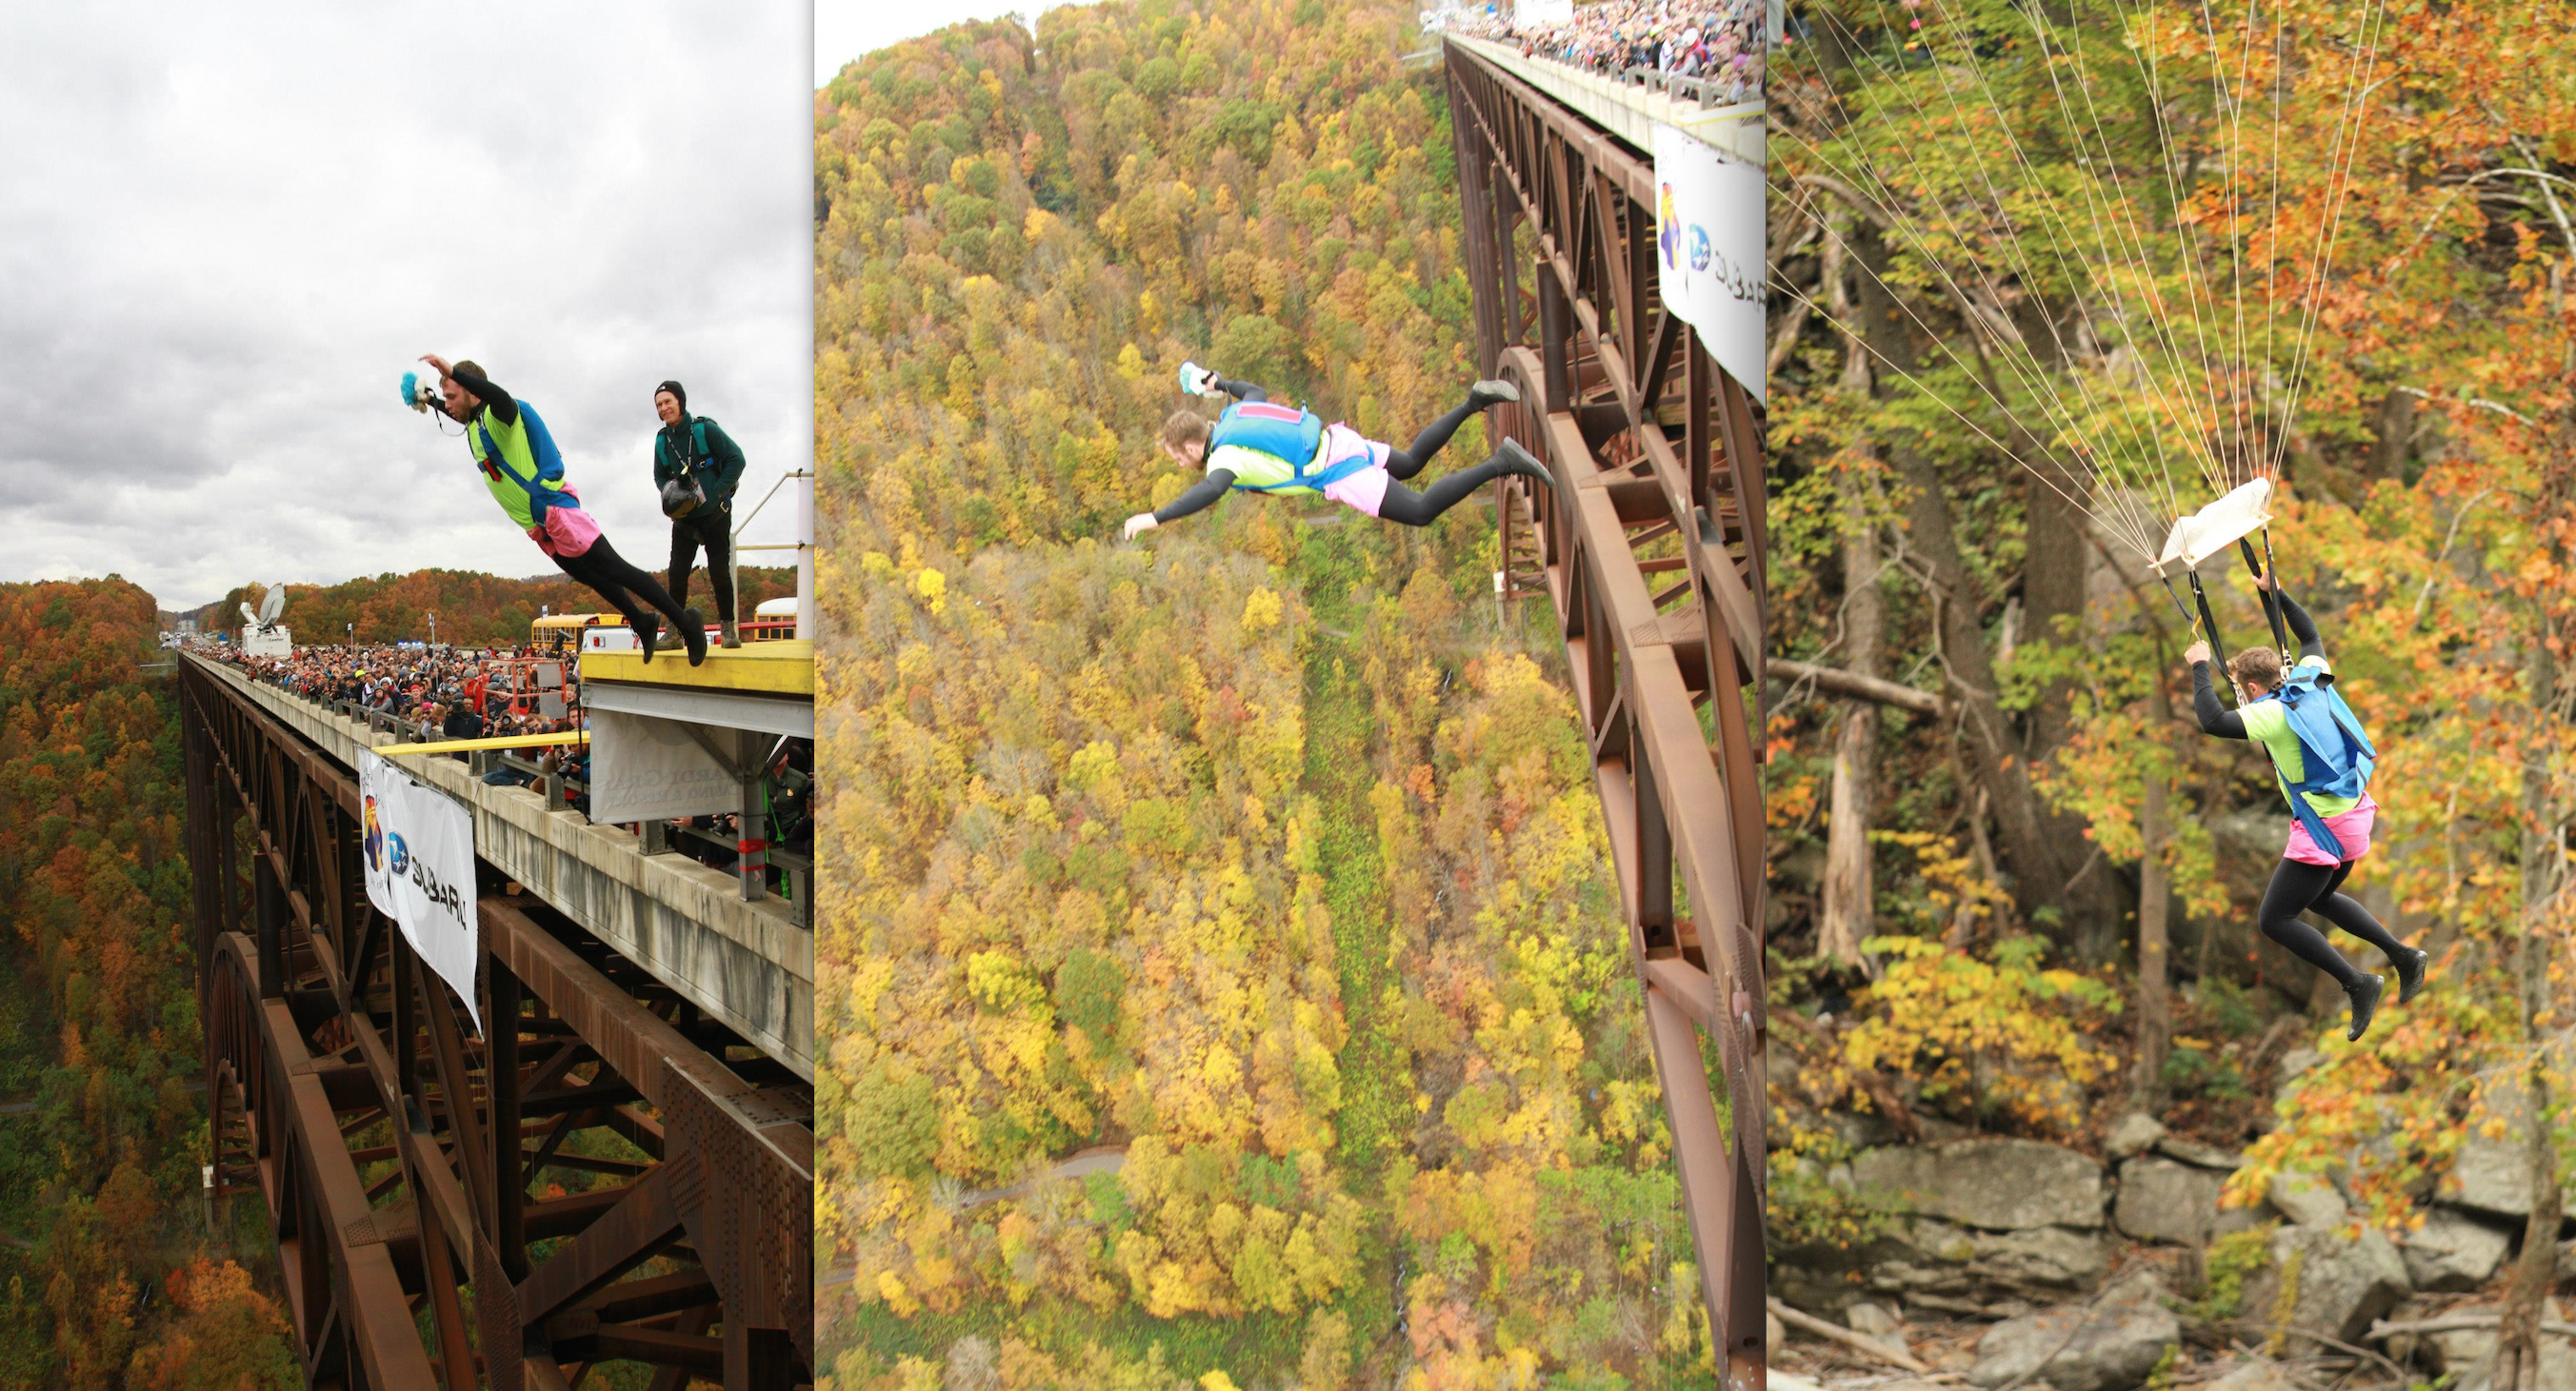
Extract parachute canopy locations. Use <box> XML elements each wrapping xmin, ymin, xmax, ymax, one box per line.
<box><xmin>2151</xmin><ymin>478</ymin><xmax>2274</xmax><ymax>579</ymax></box>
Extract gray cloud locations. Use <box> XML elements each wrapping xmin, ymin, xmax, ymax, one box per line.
<box><xmin>0</xmin><ymin>2</ymin><xmax>815</xmax><ymax>610</ymax></box>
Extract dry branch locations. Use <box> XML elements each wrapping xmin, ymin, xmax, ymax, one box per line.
<box><xmin>1771</xmin><ymin>658</ymin><xmax>1949</xmax><ymax>718</ymax></box>
<box><xmin>1769</xmin><ymin>1297</ymin><xmax>1934</xmax><ymax>1374</ymax></box>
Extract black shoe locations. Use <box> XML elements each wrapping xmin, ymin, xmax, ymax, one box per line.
<box><xmin>634</xmin><ymin>614</ymin><xmax>661</xmax><ymax>664</ymax></box>
<box><xmin>2393</xmin><ymin>946</ymin><xmax>2429</xmax><ymax>1005</ymax></box>
<box><xmin>1495</xmin><ymin>437</ymin><xmax>1556</xmax><ymax>490</ymax></box>
<box><xmin>1467</xmin><ymin>378</ymin><xmax>1521</xmax><ymax>410</ymax></box>
<box><xmin>679</xmin><ymin>608</ymin><xmax>709</xmax><ymax>666</ymax></box>
<box><xmin>2345</xmin><ymin>973</ymin><xmax>2385</xmax><ymax>1042</ymax></box>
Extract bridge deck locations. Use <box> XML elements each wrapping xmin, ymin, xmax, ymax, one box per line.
<box><xmin>1448</xmin><ymin>35</ymin><xmax>1764</xmax><ymax>167</ymax></box>
<box><xmin>191</xmin><ymin>654</ymin><xmax>814</xmax><ymax>1081</ymax></box>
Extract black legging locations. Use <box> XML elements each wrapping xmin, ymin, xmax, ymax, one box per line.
<box><xmin>554</xmin><ymin>534</ymin><xmax>692</xmax><ymax>636</ymax></box>
<box><xmin>1386</xmin><ymin>396</ymin><xmax>1484</xmax><ymax>481</ymax></box>
<box><xmin>2259</xmin><ymin>857</ymin><xmax>2406</xmax><ymax>987</ymax></box>
<box><xmin>669</xmin><ymin>504</ymin><xmax>735</xmax><ymax>624</ymax></box>
<box><xmin>1380</xmin><ymin>452</ymin><xmax>1524</xmax><ymax>527</ymax></box>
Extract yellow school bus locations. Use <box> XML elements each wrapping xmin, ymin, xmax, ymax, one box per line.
<box><xmin>529</xmin><ymin>613</ymin><xmax>617</xmax><ymax>657</ymax></box>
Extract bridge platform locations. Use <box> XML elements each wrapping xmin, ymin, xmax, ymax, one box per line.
<box><xmin>195</xmin><ymin>654</ymin><xmax>814</xmax><ymax>1081</ymax></box>
<box><xmin>1448</xmin><ymin>35</ymin><xmax>1763</xmax><ymax>167</ymax></box>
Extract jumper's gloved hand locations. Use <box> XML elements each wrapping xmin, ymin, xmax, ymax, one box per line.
<box><xmin>1177</xmin><ymin>361</ymin><xmax>1221</xmax><ymax>398</ymax></box>
<box><xmin>1123</xmin><ymin>512</ymin><xmax>1160</xmax><ymax>541</ymax></box>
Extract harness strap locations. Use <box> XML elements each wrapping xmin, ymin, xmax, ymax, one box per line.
<box><xmin>1232</xmin><ymin>450</ymin><xmax>1379</xmax><ymax>494</ymax></box>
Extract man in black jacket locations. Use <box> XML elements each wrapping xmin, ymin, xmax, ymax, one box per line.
<box><xmin>652</xmin><ymin>380</ymin><xmax>750</xmax><ymax>648</ymax></box>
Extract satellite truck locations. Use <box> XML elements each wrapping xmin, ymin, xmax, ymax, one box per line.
<box><xmin>237</xmin><ymin>585</ymin><xmax>291</xmax><ymax>659</ymax></box>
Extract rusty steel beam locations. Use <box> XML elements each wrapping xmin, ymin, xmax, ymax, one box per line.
<box><xmin>181</xmin><ymin>656</ymin><xmax>813</xmax><ymax>1389</ymax></box>
<box><xmin>1447</xmin><ymin>39</ymin><xmax>1770</xmax><ymax>1391</ymax></box>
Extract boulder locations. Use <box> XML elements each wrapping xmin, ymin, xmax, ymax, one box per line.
<box><xmin>2114</xmin><ymin>1157</ymin><xmax>2228</xmax><ymax>1245</ymax></box>
<box><xmin>2236</xmin><ymin>1221</ymin><xmax>2409</xmax><ymax>1343</ymax></box>
<box><xmin>2107</xmin><ymin>1113</ymin><xmax>2168</xmax><ymax>1161</ymax></box>
<box><xmin>2206</xmin><ymin>1360</ymin><xmax>2297</xmax><ymax>1391</ymax></box>
<box><xmin>1967</xmin><ymin>1275</ymin><xmax>2180</xmax><ymax>1391</ymax></box>
<box><xmin>1846</xmin><ymin>1301</ymin><xmax>1901</xmax><ymax>1337</ymax></box>
<box><xmin>1851</xmin><ymin>1139</ymin><xmax>2107</xmax><ymax>1232</ymax></box>
<box><xmin>2440</xmin><ymin>1074</ymin><xmax>2576</xmax><ymax>1221</ymax></box>
<box><xmin>1766</xmin><ymin>1308</ymin><xmax>1784</xmax><ymax>1361</ymax></box>
<box><xmin>2277</xmin><ymin>1046</ymin><xmax>2325</xmax><ymax>1084</ymax></box>
<box><xmin>2263</xmin><ymin>1170</ymin><xmax>2348</xmax><ymax>1228</ymax></box>
<box><xmin>2157</xmin><ymin>1136</ymin><xmax>2247</xmax><ymax>1171</ymax></box>
<box><xmin>2402</xmin><ymin>1209</ymin><xmax>2514</xmax><ymax>1293</ymax></box>
<box><xmin>1859</xmin><ymin>1218</ymin><xmax>2110</xmax><ymax>1302</ymax></box>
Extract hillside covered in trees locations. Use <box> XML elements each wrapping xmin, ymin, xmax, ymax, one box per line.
<box><xmin>814</xmin><ymin>2</ymin><xmax>1718</xmax><ymax>1385</ymax></box>
<box><xmin>179</xmin><ymin>566</ymin><xmax>798</xmax><ymax>648</ymax></box>
<box><xmin>1758</xmin><ymin>0</ymin><xmax>2576</xmax><ymax>1381</ymax></box>
<box><xmin>817</xmin><ymin>0</ymin><xmax>2576</xmax><ymax>1385</ymax></box>
<box><xmin>0</xmin><ymin>580</ymin><xmax>295</xmax><ymax>1386</ymax></box>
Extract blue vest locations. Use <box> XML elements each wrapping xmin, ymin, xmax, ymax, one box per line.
<box><xmin>1208</xmin><ymin>402</ymin><xmax>1377</xmax><ymax>494</ymax></box>
<box><xmin>2258</xmin><ymin>667</ymin><xmax>2376</xmax><ymax>860</ymax></box>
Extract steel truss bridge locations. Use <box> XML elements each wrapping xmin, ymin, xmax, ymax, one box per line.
<box><xmin>1447</xmin><ymin>37</ymin><xmax>1771</xmax><ymax>1391</ymax></box>
<box><xmin>182</xmin><ymin>655</ymin><xmax>813</xmax><ymax>1389</ymax></box>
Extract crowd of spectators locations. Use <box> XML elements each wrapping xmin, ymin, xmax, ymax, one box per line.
<box><xmin>188</xmin><ymin>638</ymin><xmax>813</xmax><ymax>893</ymax></box>
<box><xmin>1452</xmin><ymin>0</ymin><xmax>1767</xmax><ymax>103</ymax></box>
<box><xmin>198</xmin><ymin>637</ymin><xmax>588</xmax><ymax>791</ymax></box>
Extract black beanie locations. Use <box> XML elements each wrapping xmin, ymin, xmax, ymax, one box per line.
<box><xmin>655</xmin><ymin>379</ymin><xmax>688</xmax><ymax>412</ymax></box>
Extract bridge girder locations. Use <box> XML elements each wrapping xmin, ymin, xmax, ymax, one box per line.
<box><xmin>182</xmin><ymin>658</ymin><xmax>814</xmax><ymax>1390</ymax></box>
<box><xmin>1447</xmin><ymin>40</ymin><xmax>1771</xmax><ymax>1391</ymax></box>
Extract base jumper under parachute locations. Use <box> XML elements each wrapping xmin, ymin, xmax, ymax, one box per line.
<box><xmin>2160</xmin><ymin>485</ymin><xmax>2427</xmax><ymax>1041</ymax></box>
<box><xmin>1120</xmin><ymin>362</ymin><xmax>1558</xmax><ymax>541</ymax></box>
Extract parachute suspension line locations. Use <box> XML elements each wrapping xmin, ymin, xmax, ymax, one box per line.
<box><xmin>2261</xmin><ymin>11</ymin><xmax>2287</xmax><ymax>478</ymax></box>
<box><xmin>1909</xmin><ymin>0</ymin><xmax>2228</xmax><ymax>503</ymax></box>
<box><xmin>2239</xmin><ymin>534</ymin><xmax>2293</xmax><ymax>659</ymax></box>
<box><xmin>2020</xmin><ymin>0</ymin><xmax>2238</xmax><ymax>501</ymax></box>
<box><xmin>2265</xmin><ymin>0</ymin><xmax>2391</xmax><ymax>487</ymax></box>
<box><xmin>2258</xmin><ymin>525</ymin><xmax>2292</xmax><ymax>657</ymax></box>
<box><xmin>2187</xmin><ymin>568</ymin><xmax>2240</xmax><ymax>706</ymax></box>
<box><xmin>2122</xmin><ymin>0</ymin><xmax>2253</xmax><ymax>490</ymax></box>
<box><xmin>1773</xmin><ymin>276</ymin><xmax>2163</xmax><ymax>562</ymax></box>
<box><xmin>1799</xmin><ymin>8</ymin><xmax>2211</xmax><ymax>533</ymax></box>
<box><xmin>1790</xmin><ymin>13</ymin><xmax>2186</xmax><ymax>507</ymax></box>
<box><xmin>2225</xmin><ymin>0</ymin><xmax>2260</xmax><ymax>487</ymax></box>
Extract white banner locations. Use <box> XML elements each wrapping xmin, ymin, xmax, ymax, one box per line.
<box><xmin>587</xmin><ymin>709</ymin><xmax>744</xmax><ymax>825</ymax></box>
<box><xmin>1652</xmin><ymin>124</ymin><xmax>1767</xmax><ymax>405</ymax></box>
<box><xmin>359</xmin><ymin>750</ymin><xmax>482</xmax><ymax>1032</ymax></box>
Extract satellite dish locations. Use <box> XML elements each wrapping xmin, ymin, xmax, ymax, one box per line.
<box><xmin>259</xmin><ymin>586</ymin><xmax>286</xmax><ymax>626</ymax></box>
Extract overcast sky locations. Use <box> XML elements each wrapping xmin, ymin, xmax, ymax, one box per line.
<box><xmin>0</xmin><ymin>4</ymin><xmax>813</xmax><ymax>613</ymax></box>
<box><xmin>817</xmin><ymin>0</ymin><xmax>1106</xmax><ymax>86</ymax></box>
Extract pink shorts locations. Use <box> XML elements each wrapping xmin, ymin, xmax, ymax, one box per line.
<box><xmin>1316</xmin><ymin>424</ymin><xmax>1394</xmax><ymax>516</ymax></box>
<box><xmin>525</xmin><ymin>489</ymin><xmax>603</xmax><ymax>558</ymax></box>
<box><xmin>2284</xmin><ymin>794</ymin><xmax>2377</xmax><ymax>866</ymax></box>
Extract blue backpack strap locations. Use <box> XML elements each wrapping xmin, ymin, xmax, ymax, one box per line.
<box><xmin>2275</xmin><ymin>670</ymin><xmax>2372</xmax><ymax>861</ymax></box>
<box><xmin>1233</xmin><ymin>451</ymin><xmax>1380</xmax><ymax>494</ymax></box>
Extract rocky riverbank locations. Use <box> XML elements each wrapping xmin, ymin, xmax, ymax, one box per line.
<box><xmin>1767</xmin><ymin>1106</ymin><xmax>2573</xmax><ymax>1391</ymax></box>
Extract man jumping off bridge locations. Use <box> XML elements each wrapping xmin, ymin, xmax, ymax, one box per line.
<box><xmin>1120</xmin><ymin>363</ymin><xmax>1556</xmax><ymax>541</ymax></box>
<box><xmin>2186</xmin><ymin>573</ymin><xmax>2425</xmax><ymax>1041</ymax></box>
<box><xmin>419</xmin><ymin>355</ymin><xmax>709</xmax><ymax>665</ymax></box>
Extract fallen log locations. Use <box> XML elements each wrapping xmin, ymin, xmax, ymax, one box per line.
<box><xmin>1768</xmin><ymin>1297</ymin><xmax>1934</xmax><ymax>1374</ymax></box>
<box><xmin>1769</xmin><ymin>658</ymin><xmax>1947</xmax><ymax>719</ymax></box>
